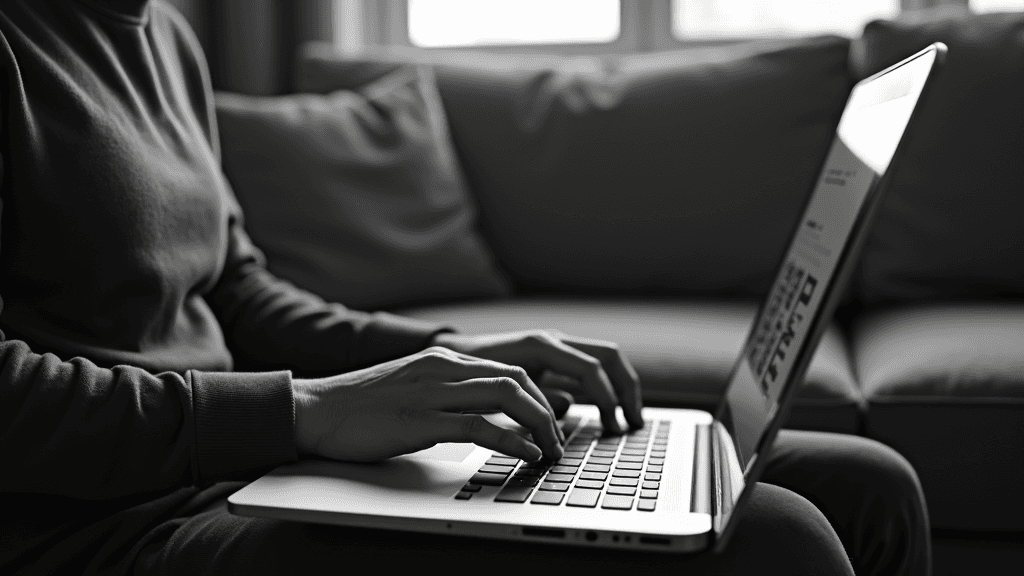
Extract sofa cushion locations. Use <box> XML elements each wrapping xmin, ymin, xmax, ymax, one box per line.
<box><xmin>215</xmin><ymin>66</ymin><xmax>510</xmax><ymax>310</ymax></box>
<box><xmin>852</xmin><ymin>304</ymin><xmax>1024</xmax><ymax>531</ymax></box>
<box><xmin>850</xmin><ymin>10</ymin><xmax>1024</xmax><ymax>304</ymax></box>
<box><xmin>299</xmin><ymin>38</ymin><xmax>852</xmax><ymax>298</ymax></box>
<box><xmin>401</xmin><ymin>299</ymin><xmax>863</xmax><ymax>433</ymax></box>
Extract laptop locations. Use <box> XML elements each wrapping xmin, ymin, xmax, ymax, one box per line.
<box><xmin>228</xmin><ymin>43</ymin><xmax>946</xmax><ymax>554</ymax></box>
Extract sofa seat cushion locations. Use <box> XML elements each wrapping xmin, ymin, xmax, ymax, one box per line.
<box><xmin>853</xmin><ymin>304</ymin><xmax>1024</xmax><ymax>531</ymax></box>
<box><xmin>401</xmin><ymin>299</ymin><xmax>862</xmax><ymax>433</ymax></box>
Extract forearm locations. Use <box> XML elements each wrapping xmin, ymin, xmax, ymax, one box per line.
<box><xmin>0</xmin><ymin>339</ymin><xmax>296</xmax><ymax>499</ymax></box>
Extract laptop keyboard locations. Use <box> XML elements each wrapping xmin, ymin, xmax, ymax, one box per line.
<box><xmin>455</xmin><ymin>419</ymin><xmax>669</xmax><ymax>512</ymax></box>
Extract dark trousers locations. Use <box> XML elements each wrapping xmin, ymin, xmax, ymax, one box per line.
<box><xmin>131</xmin><ymin>431</ymin><xmax>930</xmax><ymax>576</ymax></box>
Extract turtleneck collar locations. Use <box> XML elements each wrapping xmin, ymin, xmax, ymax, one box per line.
<box><xmin>75</xmin><ymin>0</ymin><xmax>151</xmax><ymax>24</ymax></box>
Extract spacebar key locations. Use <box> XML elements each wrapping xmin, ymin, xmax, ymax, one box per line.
<box><xmin>566</xmin><ymin>488</ymin><xmax>601</xmax><ymax>508</ymax></box>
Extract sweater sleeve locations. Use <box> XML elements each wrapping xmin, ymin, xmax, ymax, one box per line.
<box><xmin>206</xmin><ymin>210</ymin><xmax>451</xmax><ymax>376</ymax></box>
<box><xmin>0</xmin><ymin>339</ymin><xmax>297</xmax><ymax>499</ymax></box>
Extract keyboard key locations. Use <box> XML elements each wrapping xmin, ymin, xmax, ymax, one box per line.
<box><xmin>521</xmin><ymin>460</ymin><xmax>552</xmax><ymax>469</ymax></box>
<box><xmin>610</xmin><ymin>477</ymin><xmax>639</xmax><ymax>487</ymax></box>
<box><xmin>562</xmin><ymin>450</ymin><xmax>588</xmax><ymax>459</ymax></box>
<box><xmin>612</xmin><ymin>469</ymin><xmax>640</xmax><ymax>478</ymax></box>
<box><xmin>640</xmin><ymin>490</ymin><xmax>659</xmax><ymax>499</ymax></box>
<box><xmin>637</xmin><ymin>499</ymin><xmax>656</xmax><ymax>511</ymax></box>
<box><xmin>601</xmin><ymin>495</ymin><xmax>634</xmax><ymax>510</ymax></box>
<box><xmin>455</xmin><ymin>491</ymin><xmax>473</xmax><ymax>500</ymax></box>
<box><xmin>486</xmin><ymin>457</ymin><xmax>520</xmax><ymax>466</ymax></box>
<box><xmin>649</xmin><ymin>457</ymin><xmax>665</xmax><ymax>465</ymax></box>
<box><xmin>507</xmin><ymin>476</ymin><xmax>539</xmax><ymax>487</ymax></box>
<box><xmin>531</xmin><ymin>491</ymin><xmax>564</xmax><ymax>505</ymax></box>
<box><xmin>618</xmin><ymin>455</ymin><xmax>645</xmax><ymax>463</ymax></box>
<box><xmin>647</xmin><ymin>465</ymin><xmax>664</xmax><ymax>473</ymax></box>
<box><xmin>551</xmin><ymin>465</ymin><xmax>579</xmax><ymax>475</ymax></box>
<box><xmin>580</xmin><ymin>471</ymin><xmax>607</xmax><ymax>481</ymax></box>
<box><xmin>607</xmin><ymin>486</ymin><xmax>636</xmax><ymax>496</ymax></box>
<box><xmin>469</xmin><ymin>472</ymin><xmax>508</xmax><ymax>486</ymax></box>
<box><xmin>515</xmin><ymin>467</ymin><xmax>546</xmax><ymax>477</ymax></box>
<box><xmin>643</xmin><ymin>481</ymin><xmax>660</xmax><ymax>490</ymax></box>
<box><xmin>461</xmin><ymin>483</ymin><xmax>482</xmax><ymax>492</ymax></box>
<box><xmin>545</xmin><ymin>473</ymin><xmax>575</xmax><ymax>483</ymax></box>
<box><xmin>650</xmin><ymin>451</ymin><xmax>667</xmax><ymax>458</ymax></box>
<box><xmin>644</xmin><ymin>473</ymin><xmax>662</xmax><ymax>481</ymax></box>
<box><xmin>615</xmin><ymin>462</ymin><xmax>643</xmax><ymax>470</ymax></box>
<box><xmin>566</xmin><ymin>488</ymin><xmax>601</xmax><ymax>508</ymax></box>
<box><xmin>620</xmin><ymin>449</ymin><xmax>646</xmax><ymax>457</ymax></box>
<box><xmin>587</xmin><ymin>456</ymin><xmax>614</xmax><ymax>465</ymax></box>
<box><xmin>575</xmin><ymin>479</ymin><xmax>604</xmax><ymax>490</ymax></box>
<box><xmin>479</xmin><ymin>464</ymin><xmax>515</xmax><ymax>475</ymax></box>
<box><xmin>557</xmin><ymin>457</ymin><xmax>583</xmax><ymax>466</ymax></box>
<box><xmin>583</xmin><ymin>463</ymin><xmax>610</xmax><ymax>473</ymax></box>
<box><xmin>495</xmin><ymin>486</ymin><xmax>534</xmax><ymax>503</ymax></box>
<box><xmin>590</xmin><ymin>450</ymin><xmax>617</xmax><ymax>458</ymax></box>
<box><xmin>539</xmin><ymin>482</ymin><xmax>571</xmax><ymax>492</ymax></box>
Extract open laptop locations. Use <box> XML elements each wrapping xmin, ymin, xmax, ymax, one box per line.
<box><xmin>228</xmin><ymin>43</ymin><xmax>946</xmax><ymax>554</ymax></box>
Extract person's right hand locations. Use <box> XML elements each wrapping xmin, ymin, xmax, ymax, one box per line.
<box><xmin>292</xmin><ymin>346</ymin><xmax>565</xmax><ymax>463</ymax></box>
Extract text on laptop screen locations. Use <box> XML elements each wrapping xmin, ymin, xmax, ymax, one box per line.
<box><xmin>720</xmin><ymin>49</ymin><xmax>936</xmax><ymax>472</ymax></box>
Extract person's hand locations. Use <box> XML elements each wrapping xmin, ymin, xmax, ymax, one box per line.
<box><xmin>430</xmin><ymin>330</ymin><xmax>643</xmax><ymax>433</ymax></box>
<box><xmin>292</xmin><ymin>346</ymin><xmax>565</xmax><ymax>463</ymax></box>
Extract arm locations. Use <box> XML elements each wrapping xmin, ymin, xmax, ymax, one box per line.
<box><xmin>0</xmin><ymin>338</ymin><xmax>295</xmax><ymax>499</ymax></box>
<box><xmin>205</xmin><ymin>210</ymin><xmax>450</xmax><ymax>376</ymax></box>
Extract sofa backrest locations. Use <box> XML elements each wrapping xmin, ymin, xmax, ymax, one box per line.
<box><xmin>297</xmin><ymin>37</ymin><xmax>853</xmax><ymax>298</ymax></box>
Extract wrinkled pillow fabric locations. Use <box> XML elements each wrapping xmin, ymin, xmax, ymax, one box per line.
<box><xmin>850</xmin><ymin>9</ymin><xmax>1024</xmax><ymax>304</ymax></box>
<box><xmin>215</xmin><ymin>66</ymin><xmax>510</xmax><ymax>310</ymax></box>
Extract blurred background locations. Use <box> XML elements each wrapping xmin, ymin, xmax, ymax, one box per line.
<box><xmin>164</xmin><ymin>0</ymin><xmax>1023</xmax><ymax>95</ymax></box>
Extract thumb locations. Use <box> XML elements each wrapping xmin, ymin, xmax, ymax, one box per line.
<box><xmin>542</xmin><ymin>388</ymin><xmax>574</xmax><ymax>419</ymax></box>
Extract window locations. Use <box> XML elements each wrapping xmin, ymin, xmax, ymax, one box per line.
<box><xmin>970</xmin><ymin>0</ymin><xmax>1024</xmax><ymax>11</ymax></box>
<box><xmin>672</xmin><ymin>0</ymin><xmax>900</xmax><ymax>39</ymax></box>
<box><xmin>407</xmin><ymin>0</ymin><xmax>621</xmax><ymax>48</ymax></box>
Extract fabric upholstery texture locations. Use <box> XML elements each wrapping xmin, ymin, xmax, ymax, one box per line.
<box><xmin>852</xmin><ymin>304</ymin><xmax>1024</xmax><ymax>531</ymax></box>
<box><xmin>298</xmin><ymin>38</ymin><xmax>853</xmax><ymax>297</ymax></box>
<box><xmin>215</xmin><ymin>66</ymin><xmax>510</xmax><ymax>310</ymax></box>
<box><xmin>401</xmin><ymin>299</ymin><xmax>863</xmax><ymax>433</ymax></box>
<box><xmin>850</xmin><ymin>10</ymin><xmax>1024</xmax><ymax>304</ymax></box>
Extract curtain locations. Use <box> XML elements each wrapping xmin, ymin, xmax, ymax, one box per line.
<box><xmin>165</xmin><ymin>0</ymin><xmax>335</xmax><ymax>95</ymax></box>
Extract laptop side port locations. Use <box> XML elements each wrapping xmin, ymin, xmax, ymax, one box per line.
<box><xmin>522</xmin><ymin>527</ymin><xmax>566</xmax><ymax>539</ymax></box>
<box><xmin>639</xmin><ymin>536</ymin><xmax>672</xmax><ymax>546</ymax></box>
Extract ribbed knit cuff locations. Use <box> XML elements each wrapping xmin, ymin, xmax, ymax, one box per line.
<box><xmin>191</xmin><ymin>370</ymin><xmax>297</xmax><ymax>483</ymax></box>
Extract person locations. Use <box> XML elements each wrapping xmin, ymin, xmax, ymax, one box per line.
<box><xmin>0</xmin><ymin>1</ymin><xmax>930</xmax><ymax>574</ymax></box>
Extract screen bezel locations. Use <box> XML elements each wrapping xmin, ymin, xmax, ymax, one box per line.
<box><xmin>711</xmin><ymin>42</ymin><xmax>947</xmax><ymax>553</ymax></box>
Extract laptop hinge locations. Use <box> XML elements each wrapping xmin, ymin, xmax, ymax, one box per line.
<box><xmin>691</xmin><ymin>423</ymin><xmax>712</xmax><ymax>514</ymax></box>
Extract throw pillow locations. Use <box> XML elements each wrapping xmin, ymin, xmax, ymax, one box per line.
<box><xmin>850</xmin><ymin>9</ymin><xmax>1024</xmax><ymax>304</ymax></box>
<box><xmin>215</xmin><ymin>66</ymin><xmax>510</xmax><ymax>310</ymax></box>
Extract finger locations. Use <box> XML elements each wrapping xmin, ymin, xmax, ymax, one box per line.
<box><xmin>431</xmin><ymin>412</ymin><xmax>544</xmax><ymax>462</ymax></box>
<box><xmin>428</xmin><ymin>378</ymin><xmax>563</xmax><ymax>460</ymax></box>
<box><xmin>520</xmin><ymin>335</ymin><xmax>623</xmax><ymax>434</ymax></box>
<box><xmin>542</xmin><ymin>388</ymin><xmax>574</xmax><ymax>420</ymax></box>
<box><xmin>559</xmin><ymin>336</ymin><xmax>644</xmax><ymax>429</ymax></box>
<box><xmin>416</xmin><ymin>348</ymin><xmax>564</xmax><ymax>444</ymax></box>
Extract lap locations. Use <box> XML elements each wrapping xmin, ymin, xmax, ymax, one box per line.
<box><xmin>133</xmin><ymin>480</ymin><xmax>852</xmax><ymax>576</ymax></box>
<box><xmin>134</xmin><ymin>430</ymin><xmax>928</xmax><ymax>576</ymax></box>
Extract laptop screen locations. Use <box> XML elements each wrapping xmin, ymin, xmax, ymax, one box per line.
<box><xmin>716</xmin><ymin>46</ymin><xmax>940</xmax><ymax>474</ymax></box>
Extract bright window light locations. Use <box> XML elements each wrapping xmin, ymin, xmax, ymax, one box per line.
<box><xmin>673</xmin><ymin>0</ymin><xmax>899</xmax><ymax>39</ymax></box>
<box><xmin>407</xmin><ymin>0</ymin><xmax>621</xmax><ymax>48</ymax></box>
<box><xmin>970</xmin><ymin>0</ymin><xmax>1024</xmax><ymax>11</ymax></box>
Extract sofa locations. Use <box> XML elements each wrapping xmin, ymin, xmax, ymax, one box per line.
<box><xmin>215</xmin><ymin>7</ymin><xmax>1024</xmax><ymax>575</ymax></box>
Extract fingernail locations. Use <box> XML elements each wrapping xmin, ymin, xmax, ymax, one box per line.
<box><xmin>525</xmin><ymin>443</ymin><xmax>543</xmax><ymax>461</ymax></box>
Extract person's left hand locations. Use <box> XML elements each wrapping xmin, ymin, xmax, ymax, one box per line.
<box><xmin>430</xmin><ymin>330</ymin><xmax>643</xmax><ymax>433</ymax></box>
